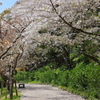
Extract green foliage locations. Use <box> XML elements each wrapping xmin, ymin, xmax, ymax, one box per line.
<box><xmin>15</xmin><ymin>62</ymin><xmax>100</xmax><ymax>99</ymax></box>
<box><xmin>0</xmin><ymin>9</ymin><xmax>11</xmax><ymax>18</ymax></box>
<box><xmin>0</xmin><ymin>87</ymin><xmax>20</xmax><ymax>100</ymax></box>
<box><xmin>38</xmin><ymin>28</ymin><xmax>48</xmax><ymax>34</ymax></box>
<box><xmin>0</xmin><ymin>77</ymin><xmax>3</xmax><ymax>88</ymax></box>
<box><xmin>15</xmin><ymin>71</ymin><xmax>35</xmax><ymax>83</ymax></box>
<box><xmin>34</xmin><ymin>65</ymin><xmax>55</xmax><ymax>83</ymax></box>
<box><xmin>33</xmin><ymin>63</ymin><xmax>100</xmax><ymax>99</ymax></box>
<box><xmin>0</xmin><ymin>77</ymin><xmax>3</xmax><ymax>81</ymax></box>
<box><xmin>68</xmin><ymin>62</ymin><xmax>100</xmax><ymax>99</ymax></box>
<box><xmin>83</xmin><ymin>40</ymin><xmax>99</xmax><ymax>54</ymax></box>
<box><xmin>2</xmin><ymin>95</ymin><xmax>20</xmax><ymax>100</ymax></box>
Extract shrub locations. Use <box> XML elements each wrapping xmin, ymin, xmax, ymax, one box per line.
<box><xmin>68</xmin><ymin>62</ymin><xmax>100</xmax><ymax>98</ymax></box>
<box><xmin>34</xmin><ymin>66</ymin><xmax>55</xmax><ymax>83</ymax></box>
<box><xmin>68</xmin><ymin>62</ymin><xmax>88</xmax><ymax>89</ymax></box>
<box><xmin>15</xmin><ymin>71</ymin><xmax>35</xmax><ymax>83</ymax></box>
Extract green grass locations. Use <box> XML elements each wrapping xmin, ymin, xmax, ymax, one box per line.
<box><xmin>2</xmin><ymin>95</ymin><xmax>20</xmax><ymax>100</ymax></box>
<box><xmin>0</xmin><ymin>88</ymin><xmax>21</xmax><ymax>100</ymax></box>
<box><xmin>29</xmin><ymin>81</ymin><xmax>43</xmax><ymax>84</ymax></box>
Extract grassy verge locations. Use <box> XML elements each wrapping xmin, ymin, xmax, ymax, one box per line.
<box><xmin>58</xmin><ymin>86</ymin><xmax>98</xmax><ymax>100</ymax></box>
<box><xmin>0</xmin><ymin>88</ymin><xmax>21</xmax><ymax>100</ymax></box>
<box><xmin>29</xmin><ymin>81</ymin><xmax>43</xmax><ymax>84</ymax></box>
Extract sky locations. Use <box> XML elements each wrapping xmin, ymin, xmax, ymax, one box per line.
<box><xmin>0</xmin><ymin>0</ymin><xmax>18</xmax><ymax>13</ymax></box>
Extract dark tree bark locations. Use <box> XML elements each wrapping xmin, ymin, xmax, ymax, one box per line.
<box><xmin>9</xmin><ymin>66</ymin><xmax>13</xmax><ymax>99</ymax></box>
<box><xmin>82</xmin><ymin>52</ymin><xmax>100</xmax><ymax>65</ymax></box>
<box><xmin>61</xmin><ymin>45</ymin><xmax>72</xmax><ymax>70</ymax></box>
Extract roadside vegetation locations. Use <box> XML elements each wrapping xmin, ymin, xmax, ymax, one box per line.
<box><xmin>0</xmin><ymin>87</ymin><xmax>20</xmax><ymax>100</ymax></box>
<box><xmin>15</xmin><ymin>62</ymin><xmax>100</xmax><ymax>100</ymax></box>
<box><xmin>0</xmin><ymin>77</ymin><xmax>20</xmax><ymax>100</ymax></box>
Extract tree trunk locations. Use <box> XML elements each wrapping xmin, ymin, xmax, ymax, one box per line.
<box><xmin>62</xmin><ymin>45</ymin><xmax>72</xmax><ymax>69</ymax></box>
<box><xmin>9</xmin><ymin>66</ymin><xmax>13</xmax><ymax>99</ymax></box>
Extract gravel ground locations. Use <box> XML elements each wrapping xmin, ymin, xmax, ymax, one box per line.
<box><xmin>18</xmin><ymin>83</ymin><xmax>86</xmax><ymax>100</ymax></box>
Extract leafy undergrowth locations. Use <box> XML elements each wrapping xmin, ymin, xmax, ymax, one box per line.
<box><xmin>15</xmin><ymin>62</ymin><xmax>100</xmax><ymax>100</ymax></box>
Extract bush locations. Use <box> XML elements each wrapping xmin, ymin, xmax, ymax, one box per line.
<box><xmin>68</xmin><ymin>62</ymin><xmax>100</xmax><ymax>99</ymax></box>
<box><xmin>68</xmin><ymin>62</ymin><xmax>88</xmax><ymax>89</ymax></box>
<box><xmin>15</xmin><ymin>71</ymin><xmax>35</xmax><ymax>83</ymax></box>
<box><xmin>52</xmin><ymin>69</ymin><xmax>69</xmax><ymax>86</ymax></box>
<box><xmin>34</xmin><ymin>66</ymin><xmax>55</xmax><ymax>83</ymax></box>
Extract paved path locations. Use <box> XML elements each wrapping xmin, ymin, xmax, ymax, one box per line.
<box><xmin>18</xmin><ymin>84</ymin><xmax>85</xmax><ymax>100</ymax></box>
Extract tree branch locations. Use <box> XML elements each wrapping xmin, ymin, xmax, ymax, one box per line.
<box><xmin>82</xmin><ymin>52</ymin><xmax>100</xmax><ymax>65</ymax></box>
<box><xmin>49</xmin><ymin>0</ymin><xmax>100</xmax><ymax>36</ymax></box>
<box><xmin>0</xmin><ymin>18</ymin><xmax>33</xmax><ymax>59</ymax></box>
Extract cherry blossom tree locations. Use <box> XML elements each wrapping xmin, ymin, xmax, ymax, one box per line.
<box><xmin>0</xmin><ymin>11</ymin><xmax>34</xmax><ymax>98</ymax></box>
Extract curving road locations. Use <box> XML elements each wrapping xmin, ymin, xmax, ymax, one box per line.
<box><xmin>18</xmin><ymin>84</ymin><xmax>85</xmax><ymax>100</ymax></box>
